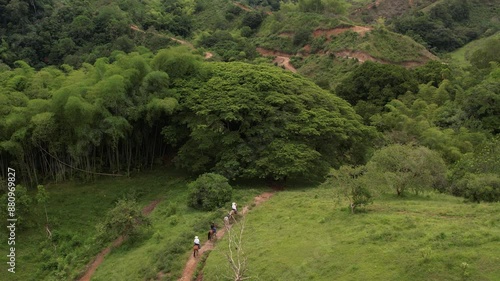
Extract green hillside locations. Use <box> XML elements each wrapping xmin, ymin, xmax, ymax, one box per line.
<box><xmin>0</xmin><ymin>169</ymin><xmax>267</xmax><ymax>280</ymax></box>
<box><xmin>448</xmin><ymin>32</ymin><xmax>500</xmax><ymax>68</ymax></box>
<box><xmin>1</xmin><ymin>0</ymin><xmax>500</xmax><ymax>280</ymax></box>
<box><xmin>203</xmin><ymin>187</ymin><xmax>500</xmax><ymax>281</ymax></box>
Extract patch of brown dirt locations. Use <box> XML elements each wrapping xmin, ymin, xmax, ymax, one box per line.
<box><xmin>204</xmin><ymin>52</ymin><xmax>213</xmax><ymax>59</ymax></box>
<box><xmin>253</xmin><ymin>192</ymin><xmax>274</xmax><ymax>206</ymax></box>
<box><xmin>335</xmin><ymin>49</ymin><xmax>429</xmax><ymax>68</ymax></box>
<box><xmin>273</xmin><ymin>56</ymin><xmax>297</xmax><ymax>73</ymax></box>
<box><xmin>168</xmin><ymin>37</ymin><xmax>195</xmax><ymax>49</ymax></box>
<box><xmin>256</xmin><ymin>48</ymin><xmax>298</xmax><ymax>72</ymax></box>
<box><xmin>78</xmin><ymin>199</ymin><xmax>162</xmax><ymax>281</ymax></box>
<box><xmin>176</xmin><ymin>192</ymin><xmax>274</xmax><ymax>281</ymax></box>
<box><xmin>278</xmin><ymin>31</ymin><xmax>294</xmax><ymax>38</ymax></box>
<box><xmin>233</xmin><ymin>1</ymin><xmax>252</xmax><ymax>12</ymax></box>
<box><xmin>303</xmin><ymin>44</ymin><xmax>311</xmax><ymax>54</ymax></box>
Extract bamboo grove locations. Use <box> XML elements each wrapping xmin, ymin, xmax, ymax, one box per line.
<box><xmin>0</xmin><ymin>47</ymin><xmax>376</xmax><ymax>185</ymax></box>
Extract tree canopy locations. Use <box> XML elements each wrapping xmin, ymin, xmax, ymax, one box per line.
<box><xmin>173</xmin><ymin>62</ymin><xmax>377</xmax><ymax>180</ymax></box>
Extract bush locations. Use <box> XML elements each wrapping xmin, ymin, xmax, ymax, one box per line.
<box><xmin>96</xmin><ymin>199</ymin><xmax>151</xmax><ymax>244</ymax></box>
<box><xmin>241</xmin><ymin>12</ymin><xmax>265</xmax><ymax>30</ymax></box>
<box><xmin>324</xmin><ymin>166</ymin><xmax>373</xmax><ymax>214</ymax></box>
<box><xmin>187</xmin><ymin>173</ymin><xmax>233</xmax><ymax>211</ymax></box>
<box><xmin>454</xmin><ymin>173</ymin><xmax>500</xmax><ymax>202</ymax></box>
<box><xmin>293</xmin><ymin>28</ymin><xmax>312</xmax><ymax>47</ymax></box>
<box><xmin>366</xmin><ymin>144</ymin><xmax>447</xmax><ymax>196</ymax></box>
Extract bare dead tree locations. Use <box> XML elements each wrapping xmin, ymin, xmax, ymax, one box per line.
<box><xmin>225</xmin><ymin>218</ymin><xmax>250</xmax><ymax>281</ymax></box>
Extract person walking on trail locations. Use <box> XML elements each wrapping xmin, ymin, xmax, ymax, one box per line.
<box><xmin>232</xmin><ymin>202</ymin><xmax>237</xmax><ymax>214</ymax></box>
<box><xmin>210</xmin><ymin>223</ymin><xmax>217</xmax><ymax>235</ymax></box>
<box><xmin>194</xmin><ymin>236</ymin><xmax>200</xmax><ymax>249</ymax></box>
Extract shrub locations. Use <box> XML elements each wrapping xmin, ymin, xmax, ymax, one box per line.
<box><xmin>324</xmin><ymin>165</ymin><xmax>373</xmax><ymax>214</ymax></box>
<box><xmin>96</xmin><ymin>199</ymin><xmax>151</xmax><ymax>244</ymax></box>
<box><xmin>241</xmin><ymin>12</ymin><xmax>265</xmax><ymax>30</ymax></box>
<box><xmin>293</xmin><ymin>28</ymin><xmax>312</xmax><ymax>47</ymax></box>
<box><xmin>454</xmin><ymin>173</ymin><xmax>500</xmax><ymax>202</ymax></box>
<box><xmin>187</xmin><ymin>173</ymin><xmax>233</xmax><ymax>211</ymax></box>
<box><xmin>0</xmin><ymin>184</ymin><xmax>33</xmax><ymax>229</ymax></box>
<box><xmin>366</xmin><ymin>144</ymin><xmax>447</xmax><ymax>196</ymax></box>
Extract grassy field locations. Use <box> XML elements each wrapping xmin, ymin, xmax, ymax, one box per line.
<box><xmin>203</xmin><ymin>186</ymin><xmax>500</xmax><ymax>281</ymax></box>
<box><xmin>91</xmin><ymin>180</ymin><xmax>265</xmax><ymax>281</ymax></box>
<box><xmin>0</xmin><ymin>169</ymin><xmax>267</xmax><ymax>280</ymax></box>
<box><xmin>448</xmin><ymin>32</ymin><xmax>500</xmax><ymax>68</ymax></box>
<box><xmin>2</xmin><ymin>171</ymin><xmax>499</xmax><ymax>280</ymax></box>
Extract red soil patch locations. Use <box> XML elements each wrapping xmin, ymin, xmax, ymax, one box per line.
<box><xmin>273</xmin><ymin>56</ymin><xmax>297</xmax><ymax>73</ymax></box>
<box><xmin>175</xmin><ymin>192</ymin><xmax>274</xmax><ymax>281</ymax></box>
<box><xmin>78</xmin><ymin>199</ymin><xmax>162</xmax><ymax>281</ymax></box>
<box><xmin>256</xmin><ymin>47</ymin><xmax>298</xmax><ymax>72</ymax></box>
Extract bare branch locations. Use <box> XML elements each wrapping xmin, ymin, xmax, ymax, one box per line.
<box><xmin>224</xmin><ymin>218</ymin><xmax>250</xmax><ymax>281</ymax></box>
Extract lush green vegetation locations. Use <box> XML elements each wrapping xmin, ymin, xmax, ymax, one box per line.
<box><xmin>0</xmin><ymin>48</ymin><xmax>376</xmax><ymax>186</ymax></box>
<box><xmin>203</xmin><ymin>187</ymin><xmax>500</xmax><ymax>280</ymax></box>
<box><xmin>0</xmin><ymin>169</ymin><xmax>266</xmax><ymax>280</ymax></box>
<box><xmin>448</xmin><ymin>32</ymin><xmax>500</xmax><ymax>68</ymax></box>
<box><xmin>0</xmin><ymin>0</ymin><xmax>499</xmax><ymax>280</ymax></box>
<box><xmin>390</xmin><ymin>0</ymin><xmax>500</xmax><ymax>52</ymax></box>
<box><xmin>187</xmin><ymin>173</ymin><xmax>233</xmax><ymax>211</ymax></box>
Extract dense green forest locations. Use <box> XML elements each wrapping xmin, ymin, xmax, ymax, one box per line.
<box><xmin>0</xmin><ymin>0</ymin><xmax>499</xmax><ymax>279</ymax></box>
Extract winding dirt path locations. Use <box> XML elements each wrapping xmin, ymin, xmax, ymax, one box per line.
<box><xmin>175</xmin><ymin>192</ymin><xmax>274</xmax><ymax>281</ymax></box>
<box><xmin>233</xmin><ymin>1</ymin><xmax>252</xmax><ymax>12</ymax></box>
<box><xmin>256</xmin><ymin>48</ymin><xmax>298</xmax><ymax>72</ymax></box>
<box><xmin>78</xmin><ymin>199</ymin><xmax>162</xmax><ymax>281</ymax></box>
<box><xmin>130</xmin><ymin>24</ymin><xmax>213</xmax><ymax>59</ymax></box>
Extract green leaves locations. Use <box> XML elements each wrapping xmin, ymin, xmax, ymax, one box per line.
<box><xmin>151</xmin><ymin>47</ymin><xmax>202</xmax><ymax>80</ymax></box>
<box><xmin>366</xmin><ymin>144</ymin><xmax>447</xmax><ymax>196</ymax></box>
<box><xmin>187</xmin><ymin>173</ymin><xmax>233</xmax><ymax>211</ymax></box>
<box><xmin>96</xmin><ymin>199</ymin><xmax>151</xmax><ymax>244</ymax></box>
<box><xmin>324</xmin><ymin>165</ymin><xmax>373</xmax><ymax>213</ymax></box>
<box><xmin>176</xmin><ymin>62</ymin><xmax>375</xmax><ymax>180</ymax></box>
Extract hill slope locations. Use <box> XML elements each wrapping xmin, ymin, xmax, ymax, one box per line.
<box><xmin>203</xmin><ymin>187</ymin><xmax>500</xmax><ymax>280</ymax></box>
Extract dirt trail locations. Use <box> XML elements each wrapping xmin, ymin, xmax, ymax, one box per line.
<box><xmin>78</xmin><ymin>199</ymin><xmax>162</xmax><ymax>281</ymax></box>
<box><xmin>256</xmin><ymin>48</ymin><xmax>298</xmax><ymax>72</ymax></box>
<box><xmin>130</xmin><ymin>24</ymin><xmax>213</xmax><ymax>59</ymax></box>
<box><xmin>175</xmin><ymin>192</ymin><xmax>274</xmax><ymax>281</ymax></box>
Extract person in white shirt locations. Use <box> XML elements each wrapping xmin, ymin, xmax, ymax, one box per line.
<box><xmin>194</xmin><ymin>236</ymin><xmax>200</xmax><ymax>248</ymax></box>
<box><xmin>231</xmin><ymin>202</ymin><xmax>237</xmax><ymax>214</ymax></box>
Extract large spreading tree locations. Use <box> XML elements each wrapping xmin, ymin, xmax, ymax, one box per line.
<box><xmin>171</xmin><ymin>62</ymin><xmax>377</xmax><ymax>181</ymax></box>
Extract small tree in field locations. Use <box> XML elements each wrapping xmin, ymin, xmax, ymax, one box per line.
<box><xmin>325</xmin><ymin>165</ymin><xmax>373</xmax><ymax>213</ymax></box>
<box><xmin>96</xmin><ymin>199</ymin><xmax>150</xmax><ymax>244</ymax></box>
<box><xmin>225</xmin><ymin>218</ymin><xmax>250</xmax><ymax>281</ymax></box>
<box><xmin>187</xmin><ymin>173</ymin><xmax>233</xmax><ymax>211</ymax></box>
<box><xmin>366</xmin><ymin>144</ymin><xmax>447</xmax><ymax>196</ymax></box>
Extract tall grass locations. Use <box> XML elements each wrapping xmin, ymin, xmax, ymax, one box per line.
<box><xmin>203</xmin><ymin>187</ymin><xmax>500</xmax><ymax>280</ymax></box>
<box><xmin>0</xmin><ymin>169</ymin><xmax>266</xmax><ymax>280</ymax></box>
<box><xmin>448</xmin><ymin>32</ymin><xmax>500</xmax><ymax>68</ymax></box>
